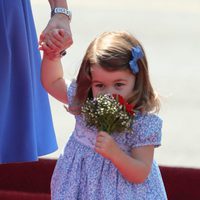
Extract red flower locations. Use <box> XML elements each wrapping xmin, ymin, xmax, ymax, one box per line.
<box><xmin>125</xmin><ymin>103</ymin><xmax>134</xmax><ymax>115</ymax></box>
<box><xmin>112</xmin><ymin>94</ymin><xmax>134</xmax><ymax>116</ymax></box>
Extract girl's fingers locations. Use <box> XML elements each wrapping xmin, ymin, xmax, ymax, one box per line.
<box><xmin>39</xmin><ymin>33</ymin><xmax>45</xmax><ymax>45</ymax></box>
<box><xmin>39</xmin><ymin>43</ymin><xmax>60</xmax><ymax>59</ymax></box>
<box><xmin>39</xmin><ymin>29</ymin><xmax>73</xmax><ymax>52</ymax></box>
<box><xmin>96</xmin><ymin>137</ymin><xmax>104</xmax><ymax>144</ymax></box>
<box><xmin>95</xmin><ymin>134</ymin><xmax>105</xmax><ymax>148</ymax></box>
<box><xmin>40</xmin><ymin>43</ymin><xmax>61</xmax><ymax>57</ymax></box>
<box><xmin>95</xmin><ymin>143</ymin><xmax>101</xmax><ymax>150</ymax></box>
<box><xmin>40</xmin><ymin>31</ymin><xmax>62</xmax><ymax>50</ymax></box>
<box><xmin>98</xmin><ymin>131</ymin><xmax>108</xmax><ymax>137</ymax></box>
<box><xmin>96</xmin><ymin>133</ymin><xmax>105</xmax><ymax>139</ymax></box>
<box><xmin>95</xmin><ymin>132</ymin><xmax>110</xmax><ymax>149</ymax></box>
<box><xmin>40</xmin><ymin>42</ymin><xmax>52</xmax><ymax>52</ymax></box>
<box><xmin>95</xmin><ymin>141</ymin><xmax>105</xmax><ymax>153</ymax></box>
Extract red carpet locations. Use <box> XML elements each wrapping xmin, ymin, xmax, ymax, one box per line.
<box><xmin>0</xmin><ymin>159</ymin><xmax>200</xmax><ymax>199</ymax></box>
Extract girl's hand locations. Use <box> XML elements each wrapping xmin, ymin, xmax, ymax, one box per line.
<box><xmin>39</xmin><ymin>40</ymin><xmax>61</xmax><ymax>60</ymax></box>
<box><xmin>95</xmin><ymin>131</ymin><xmax>121</xmax><ymax>160</ymax></box>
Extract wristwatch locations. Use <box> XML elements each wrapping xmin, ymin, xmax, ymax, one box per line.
<box><xmin>51</xmin><ymin>7</ymin><xmax>72</xmax><ymax>22</ymax></box>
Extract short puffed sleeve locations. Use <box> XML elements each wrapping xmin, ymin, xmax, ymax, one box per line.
<box><xmin>127</xmin><ymin>113</ymin><xmax>163</xmax><ymax>148</ymax></box>
<box><xmin>66</xmin><ymin>79</ymin><xmax>77</xmax><ymax>105</ymax></box>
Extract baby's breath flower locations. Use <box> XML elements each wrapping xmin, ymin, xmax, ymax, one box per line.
<box><xmin>81</xmin><ymin>94</ymin><xmax>135</xmax><ymax>134</ymax></box>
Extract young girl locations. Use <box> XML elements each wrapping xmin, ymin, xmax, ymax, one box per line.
<box><xmin>41</xmin><ymin>31</ymin><xmax>167</xmax><ymax>199</ymax></box>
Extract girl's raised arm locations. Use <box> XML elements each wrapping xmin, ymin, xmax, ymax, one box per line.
<box><xmin>41</xmin><ymin>55</ymin><xmax>68</xmax><ymax>104</ymax></box>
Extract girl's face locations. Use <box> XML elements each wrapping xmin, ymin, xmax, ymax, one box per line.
<box><xmin>91</xmin><ymin>64</ymin><xmax>136</xmax><ymax>101</ymax></box>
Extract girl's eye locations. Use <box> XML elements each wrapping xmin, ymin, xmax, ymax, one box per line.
<box><xmin>115</xmin><ymin>83</ymin><xmax>125</xmax><ymax>88</ymax></box>
<box><xmin>95</xmin><ymin>84</ymin><xmax>104</xmax><ymax>88</ymax></box>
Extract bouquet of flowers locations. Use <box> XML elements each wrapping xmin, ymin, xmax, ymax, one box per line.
<box><xmin>81</xmin><ymin>94</ymin><xmax>135</xmax><ymax>134</ymax></box>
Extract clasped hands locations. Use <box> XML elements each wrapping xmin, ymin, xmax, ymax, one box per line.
<box><xmin>39</xmin><ymin>14</ymin><xmax>73</xmax><ymax>59</ymax></box>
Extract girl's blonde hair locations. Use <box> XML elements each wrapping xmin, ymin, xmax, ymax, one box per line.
<box><xmin>71</xmin><ymin>31</ymin><xmax>160</xmax><ymax>114</ymax></box>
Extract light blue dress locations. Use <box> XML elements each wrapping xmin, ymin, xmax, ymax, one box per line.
<box><xmin>0</xmin><ymin>0</ymin><xmax>57</xmax><ymax>163</ymax></box>
<box><xmin>51</xmin><ymin>81</ymin><xmax>167</xmax><ymax>200</ymax></box>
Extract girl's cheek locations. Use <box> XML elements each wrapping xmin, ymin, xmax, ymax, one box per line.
<box><xmin>92</xmin><ymin>88</ymin><xmax>98</xmax><ymax>98</ymax></box>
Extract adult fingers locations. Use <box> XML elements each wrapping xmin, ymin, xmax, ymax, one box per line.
<box><xmin>46</xmin><ymin>39</ymin><xmax>60</xmax><ymax>51</ymax></box>
<box><xmin>42</xmin><ymin>30</ymin><xmax>67</xmax><ymax>51</ymax></box>
<box><xmin>59</xmin><ymin>29</ymin><xmax>73</xmax><ymax>48</ymax></box>
<box><xmin>49</xmin><ymin>35</ymin><xmax>64</xmax><ymax>50</ymax></box>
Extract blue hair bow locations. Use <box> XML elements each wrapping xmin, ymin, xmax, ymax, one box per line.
<box><xmin>129</xmin><ymin>45</ymin><xmax>144</xmax><ymax>74</ymax></box>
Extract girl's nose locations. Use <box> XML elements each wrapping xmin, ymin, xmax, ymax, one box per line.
<box><xmin>104</xmin><ymin>87</ymin><xmax>114</xmax><ymax>95</ymax></box>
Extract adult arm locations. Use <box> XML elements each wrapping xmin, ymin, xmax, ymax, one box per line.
<box><xmin>39</xmin><ymin>0</ymin><xmax>73</xmax><ymax>59</ymax></box>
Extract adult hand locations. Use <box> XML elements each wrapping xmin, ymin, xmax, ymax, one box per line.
<box><xmin>39</xmin><ymin>14</ymin><xmax>73</xmax><ymax>59</ymax></box>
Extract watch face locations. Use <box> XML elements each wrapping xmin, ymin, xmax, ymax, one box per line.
<box><xmin>52</xmin><ymin>8</ymin><xmax>72</xmax><ymax>21</ymax></box>
<box><xmin>55</xmin><ymin>8</ymin><xmax>65</xmax><ymax>13</ymax></box>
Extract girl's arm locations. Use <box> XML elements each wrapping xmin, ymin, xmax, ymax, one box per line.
<box><xmin>41</xmin><ymin>55</ymin><xmax>68</xmax><ymax>104</ymax></box>
<box><xmin>112</xmin><ymin>144</ymin><xmax>154</xmax><ymax>184</ymax></box>
<box><xmin>95</xmin><ymin>131</ymin><xmax>154</xmax><ymax>184</ymax></box>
